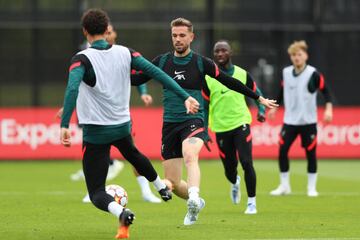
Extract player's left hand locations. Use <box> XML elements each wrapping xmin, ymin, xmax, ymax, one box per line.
<box><xmin>257</xmin><ymin>113</ymin><xmax>266</xmax><ymax>122</ymax></box>
<box><xmin>60</xmin><ymin>127</ymin><xmax>71</xmax><ymax>147</ymax></box>
<box><xmin>204</xmin><ymin>137</ymin><xmax>213</xmax><ymax>152</ymax></box>
<box><xmin>141</xmin><ymin>94</ymin><xmax>153</xmax><ymax>107</ymax></box>
<box><xmin>258</xmin><ymin>96</ymin><xmax>279</xmax><ymax>109</ymax></box>
<box><xmin>323</xmin><ymin>108</ymin><xmax>333</xmax><ymax>123</ymax></box>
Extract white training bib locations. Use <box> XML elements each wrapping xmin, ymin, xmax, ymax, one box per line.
<box><xmin>283</xmin><ymin>65</ymin><xmax>318</xmax><ymax>125</ymax></box>
<box><xmin>76</xmin><ymin>45</ymin><xmax>132</xmax><ymax>125</ymax></box>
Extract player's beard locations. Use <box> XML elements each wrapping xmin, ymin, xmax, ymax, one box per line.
<box><xmin>175</xmin><ymin>44</ymin><xmax>189</xmax><ymax>55</ymax></box>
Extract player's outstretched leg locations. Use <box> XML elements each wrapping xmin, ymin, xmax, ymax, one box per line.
<box><xmin>182</xmin><ymin>137</ymin><xmax>204</xmax><ymax>225</ymax></box>
<box><xmin>113</xmin><ymin>135</ymin><xmax>172</xmax><ymax>202</ymax></box>
<box><xmin>115</xmin><ymin>208</ymin><xmax>135</xmax><ymax>239</ymax></box>
<box><xmin>163</xmin><ymin>159</ymin><xmax>189</xmax><ymax>199</ymax></box>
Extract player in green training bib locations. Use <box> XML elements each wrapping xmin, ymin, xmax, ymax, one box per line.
<box><xmin>203</xmin><ymin>40</ymin><xmax>266</xmax><ymax>214</ymax></box>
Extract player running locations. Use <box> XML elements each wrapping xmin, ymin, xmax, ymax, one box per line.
<box><xmin>131</xmin><ymin>18</ymin><xmax>278</xmax><ymax>225</ymax></box>
<box><xmin>64</xmin><ymin>23</ymin><xmax>162</xmax><ymax>204</ymax></box>
<box><xmin>269</xmin><ymin>40</ymin><xmax>333</xmax><ymax>197</ymax></box>
<box><xmin>203</xmin><ymin>40</ymin><xmax>266</xmax><ymax>214</ymax></box>
<box><xmin>60</xmin><ymin>9</ymin><xmax>199</xmax><ymax>238</ymax></box>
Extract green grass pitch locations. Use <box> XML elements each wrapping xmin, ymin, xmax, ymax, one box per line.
<box><xmin>1</xmin><ymin>160</ymin><xmax>359</xmax><ymax>240</ymax></box>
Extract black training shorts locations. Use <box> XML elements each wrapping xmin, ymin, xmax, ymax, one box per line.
<box><xmin>161</xmin><ymin>118</ymin><xmax>206</xmax><ymax>160</ymax></box>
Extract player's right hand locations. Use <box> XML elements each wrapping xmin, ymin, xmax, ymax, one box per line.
<box><xmin>185</xmin><ymin>96</ymin><xmax>200</xmax><ymax>114</ymax></box>
<box><xmin>258</xmin><ymin>96</ymin><xmax>278</xmax><ymax>109</ymax></box>
<box><xmin>60</xmin><ymin>127</ymin><xmax>71</xmax><ymax>147</ymax></box>
<box><xmin>140</xmin><ymin>94</ymin><xmax>153</xmax><ymax>107</ymax></box>
<box><xmin>257</xmin><ymin>113</ymin><xmax>266</xmax><ymax>122</ymax></box>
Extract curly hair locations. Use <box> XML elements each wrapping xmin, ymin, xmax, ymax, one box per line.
<box><xmin>81</xmin><ymin>9</ymin><xmax>109</xmax><ymax>35</ymax></box>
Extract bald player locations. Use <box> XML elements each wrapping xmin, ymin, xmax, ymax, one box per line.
<box><xmin>203</xmin><ymin>40</ymin><xmax>266</xmax><ymax>214</ymax></box>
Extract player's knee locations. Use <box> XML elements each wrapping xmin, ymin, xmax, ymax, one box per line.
<box><xmin>168</xmin><ymin>178</ymin><xmax>181</xmax><ymax>190</ymax></box>
<box><xmin>224</xmin><ymin>170</ymin><xmax>236</xmax><ymax>182</ymax></box>
<box><xmin>183</xmin><ymin>151</ymin><xmax>197</xmax><ymax>166</ymax></box>
<box><xmin>122</xmin><ymin>144</ymin><xmax>141</xmax><ymax>159</ymax></box>
<box><xmin>279</xmin><ymin>148</ymin><xmax>290</xmax><ymax>158</ymax></box>
<box><xmin>223</xmin><ymin>163</ymin><xmax>235</xmax><ymax>174</ymax></box>
<box><xmin>240</xmin><ymin>159</ymin><xmax>254</xmax><ymax>171</ymax></box>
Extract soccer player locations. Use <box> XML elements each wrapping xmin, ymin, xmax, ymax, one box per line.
<box><xmin>60</xmin><ymin>9</ymin><xmax>199</xmax><ymax>238</ymax></box>
<box><xmin>203</xmin><ymin>40</ymin><xmax>266</xmax><ymax>214</ymax></box>
<box><xmin>131</xmin><ymin>18</ymin><xmax>278</xmax><ymax>225</ymax></box>
<box><xmin>268</xmin><ymin>40</ymin><xmax>333</xmax><ymax>197</ymax></box>
<box><xmin>107</xmin><ymin>24</ymin><xmax>161</xmax><ymax>203</ymax></box>
<box><xmin>66</xmin><ymin>23</ymin><xmax>162</xmax><ymax>204</ymax></box>
<box><xmin>106</xmin><ymin>23</ymin><xmax>162</xmax><ymax>203</ymax></box>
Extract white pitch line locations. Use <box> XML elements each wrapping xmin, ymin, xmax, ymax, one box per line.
<box><xmin>1</xmin><ymin>191</ymin><xmax>359</xmax><ymax>197</ymax></box>
<box><xmin>0</xmin><ymin>191</ymin><xmax>84</xmax><ymax>195</ymax></box>
<box><xmin>256</xmin><ymin>191</ymin><xmax>360</xmax><ymax>196</ymax></box>
<box><xmin>254</xmin><ymin>238</ymin><xmax>360</xmax><ymax>240</ymax></box>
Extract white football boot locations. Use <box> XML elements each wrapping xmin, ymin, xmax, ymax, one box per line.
<box><xmin>183</xmin><ymin>198</ymin><xmax>205</xmax><ymax>225</ymax></box>
<box><xmin>142</xmin><ymin>192</ymin><xmax>162</xmax><ymax>203</ymax></box>
<box><xmin>270</xmin><ymin>184</ymin><xmax>291</xmax><ymax>196</ymax></box>
<box><xmin>307</xmin><ymin>188</ymin><xmax>319</xmax><ymax>197</ymax></box>
<box><xmin>70</xmin><ymin>169</ymin><xmax>85</xmax><ymax>181</ymax></box>
<box><xmin>244</xmin><ymin>203</ymin><xmax>257</xmax><ymax>214</ymax></box>
<box><xmin>231</xmin><ymin>176</ymin><xmax>241</xmax><ymax>204</ymax></box>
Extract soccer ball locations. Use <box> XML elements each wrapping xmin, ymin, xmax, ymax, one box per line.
<box><xmin>106</xmin><ymin>184</ymin><xmax>128</xmax><ymax>207</ymax></box>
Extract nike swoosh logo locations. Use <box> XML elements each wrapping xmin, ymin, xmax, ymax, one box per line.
<box><xmin>174</xmin><ymin>70</ymin><xmax>185</xmax><ymax>75</ymax></box>
<box><xmin>221</xmin><ymin>89</ymin><xmax>230</xmax><ymax>94</ymax></box>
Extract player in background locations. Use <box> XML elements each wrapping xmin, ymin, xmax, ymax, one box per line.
<box><xmin>131</xmin><ymin>18</ymin><xmax>278</xmax><ymax>225</ymax></box>
<box><xmin>268</xmin><ymin>40</ymin><xmax>333</xmax><ymax>197</ymax></box>
<box><xmin>64</xmin><ymin>23</ymin><xmax>162</xmax><ymax>204</ymax></box>
<box><xmin>60</xmin><ymin>9</ymin><xmax>200</xmax><ymax>238</ymax></box>
<box><xmin>203</xmin><ymin>40</ymin><xmax>266</xmax><ymax>214</ymax></box>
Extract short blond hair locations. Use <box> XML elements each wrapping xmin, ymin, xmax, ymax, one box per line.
<box><xmin>170</xmin><ymin>18</ymin><xmax>193</xmax><ymax>32</ymax></box>
<box><xmin>287</xmin><ymin>40</ymin><xmax>308</xmax><ymax>55</ymax></box>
